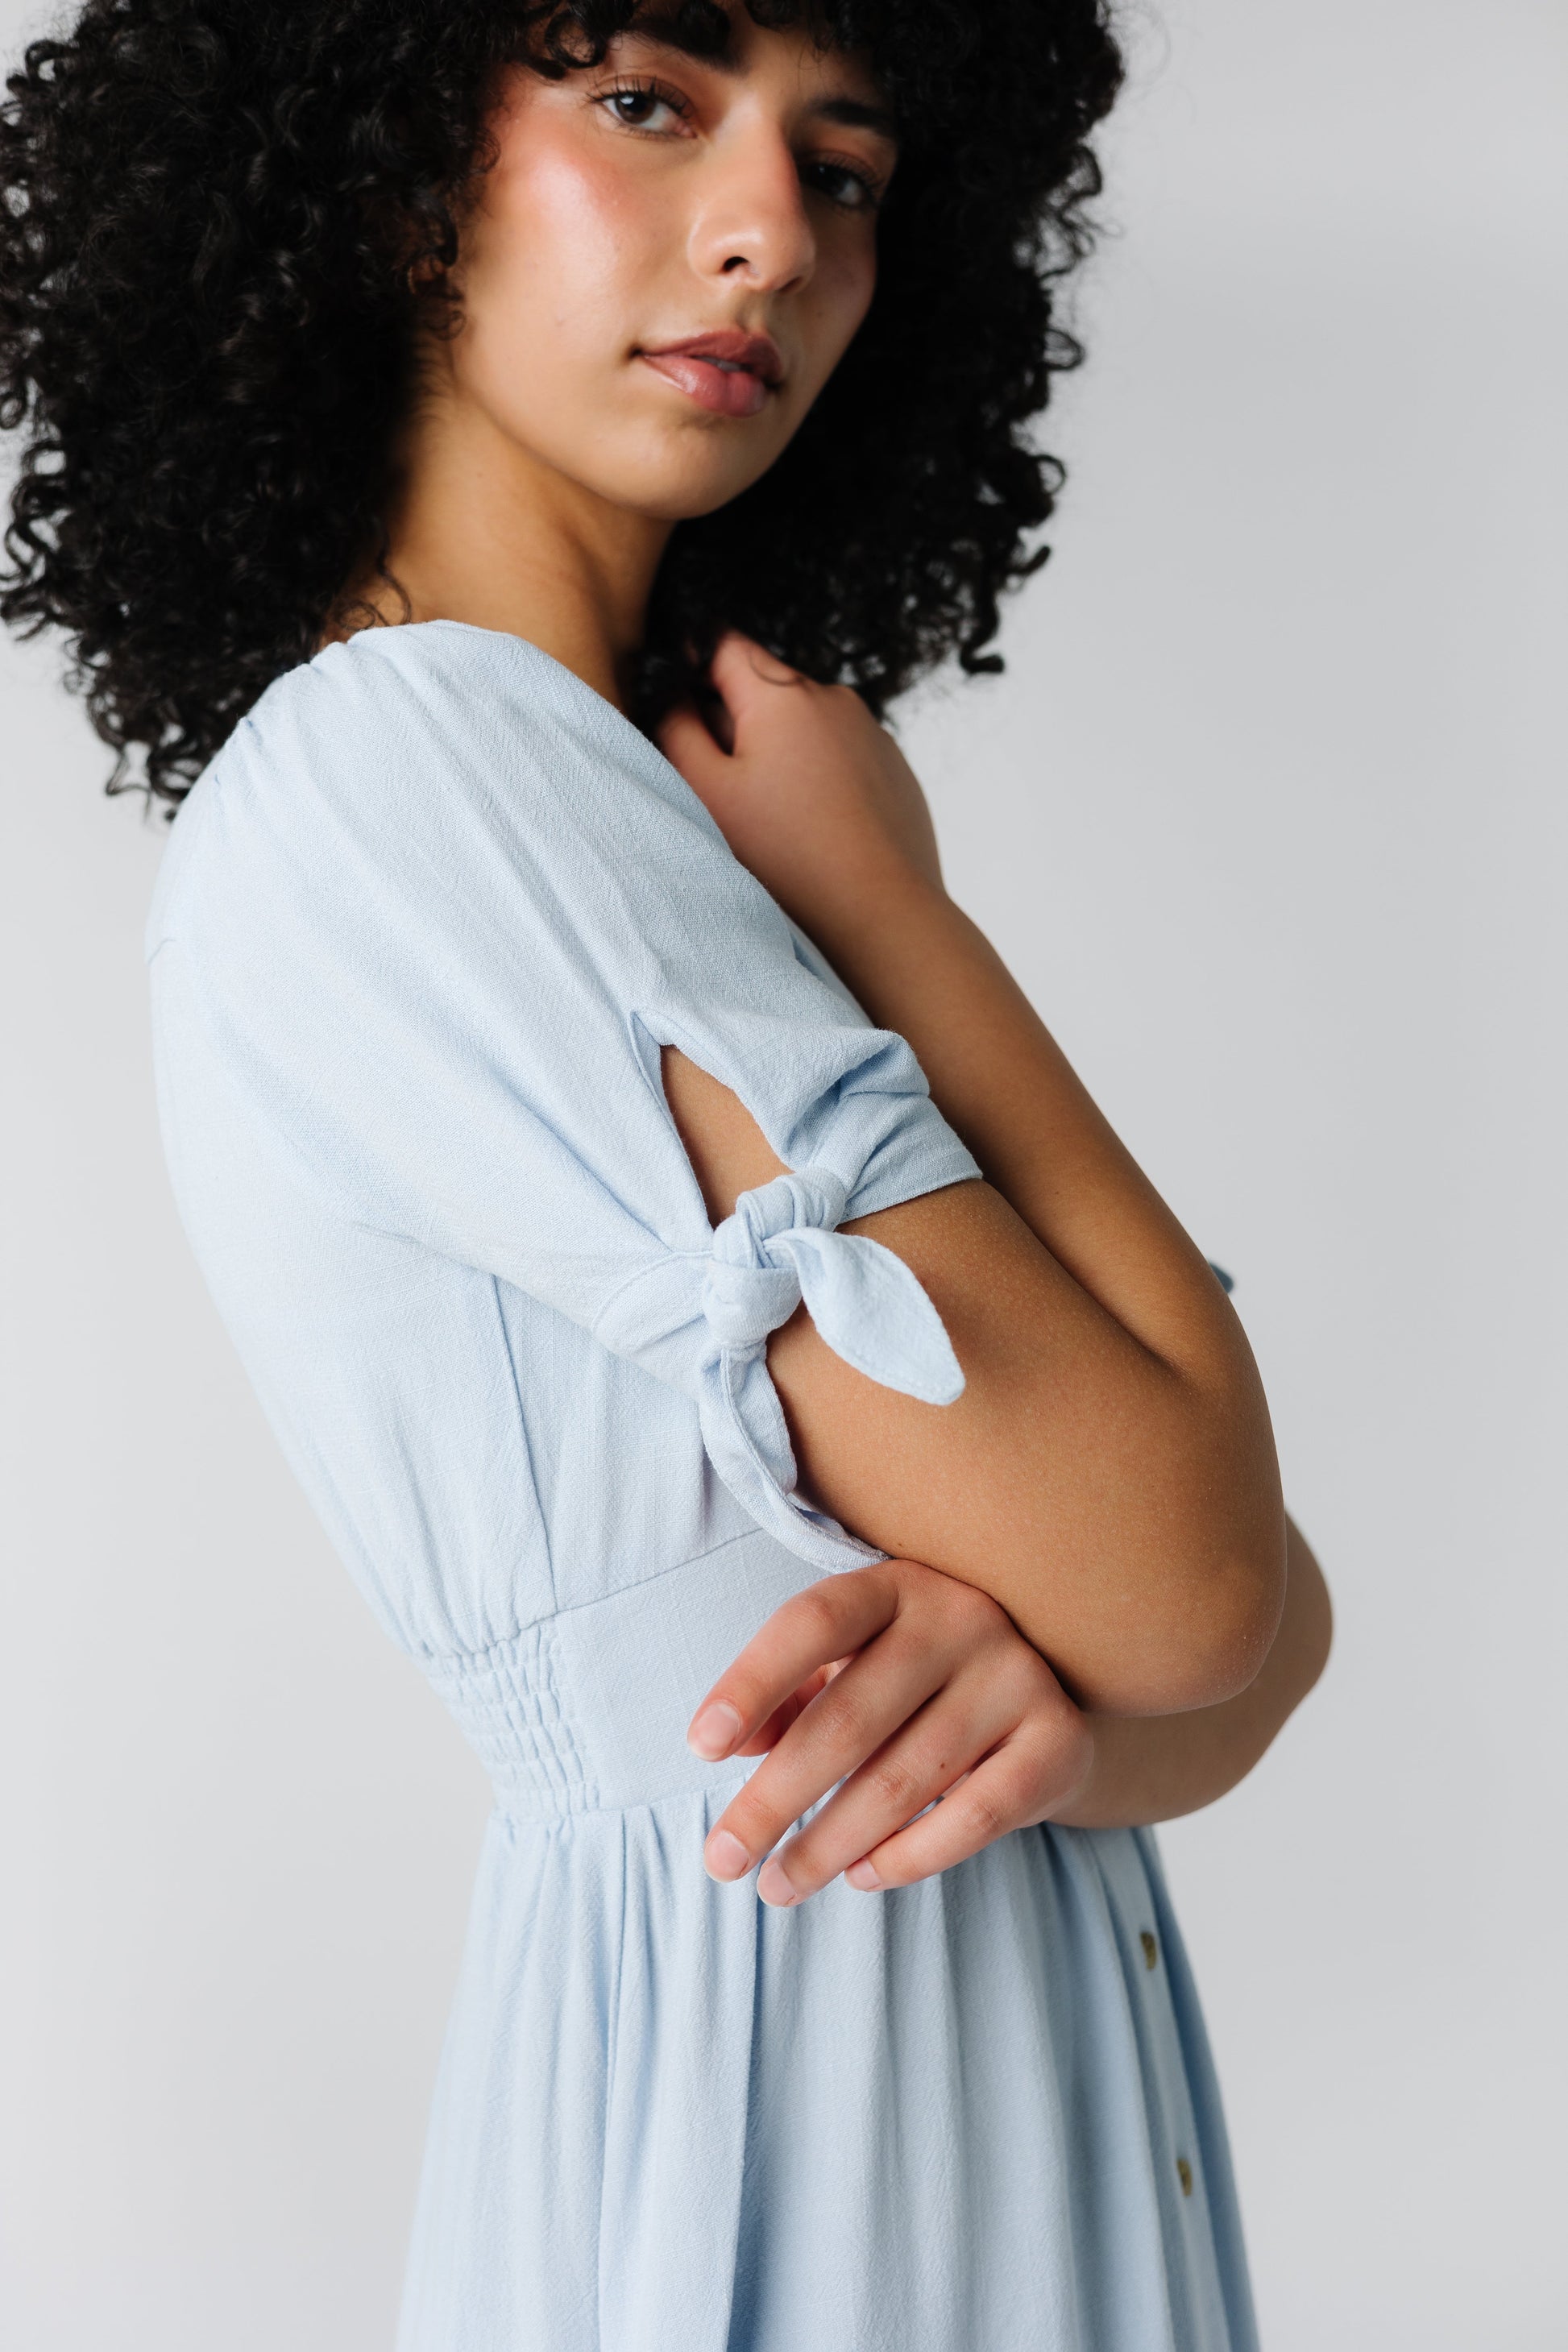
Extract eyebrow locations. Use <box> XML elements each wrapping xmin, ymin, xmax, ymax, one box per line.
<box><xmin>620</xmin><ymin>9</ymin><xmax>899</xmax><ymax>141</ymax></box>
<box><xmin>811</xmin><ymin>95</ymin><xmax>899</xmax><ymax>140</ymax></box>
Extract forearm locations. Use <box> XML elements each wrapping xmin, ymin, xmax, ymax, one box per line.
<box><xmin>1052</xmin><ymin>1516</ymin><xmax>1332</xmax><ymax>1827</ymax></box>
<box><xmin>669</xmin><ymin>876</ymin><xmax>1286</xmax><ymax>1708</ymax></box>
<box><xmin>780</xmin><ymin>868</ymin><xmax>1286</xmax><ymax>1700</ymax></box>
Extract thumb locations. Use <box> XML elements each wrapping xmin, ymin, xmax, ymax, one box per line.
<box><xmin>707</xmin><ymin>631</ymin><xmax>806</xmax><ymax>742</ymax></box>
<box><xmin>655</xmin><ymin>699</ymin><xmax>731</xmax><ymax>791</ymax></box>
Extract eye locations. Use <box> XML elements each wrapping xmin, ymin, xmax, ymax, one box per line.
<box><xmin>596</xmin><ymin>79</ymin><xmax>691</xmax><ymax>135</ymax></box>
<box><xmin>801</xmin><ymin>155</ymin><xmax>886</xmax><ymax>214</ymax></box>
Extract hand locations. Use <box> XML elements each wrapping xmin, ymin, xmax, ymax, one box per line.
<box><xmin>657</xmin><ymin>633</ymin><xmax>946</xmax><ymax>944</ymax></box>
<box><xmin>685</xmin><ymin>1558</ymin><xmax>1093</xmax><ymax>1905</ymax></box>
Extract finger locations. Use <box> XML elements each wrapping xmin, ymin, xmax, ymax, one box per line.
<box><xmin>686</xmin><ymin>1565</ymin><xmax>898</xmax><ymax>1764</ymax></box>
<box><xmin>732</xmin><ymin>1667</ymin><xmax>832</xmax><ymax>1758</ymax></box>
<box><xmin>655</xmin><ymin>698</ymin><xmax>729</xmax><ymax>785</ymax></box>
<box><xmin>706</xmin><ymin>632</ymin><xmax>807</xmax><ymax>748</ymax></box>
<box><xmin>710</xmin><ymin>629</ymin><xmax>803</xmax><ymax>695</ymax></box>
<box><xmin>840</xmin><ymin>1714</ymin><xmax>1094</xmax><ymax>1894</ymax></box>
<box><xmin>749</xmin><ymin>1661</ymin><xmax>1031</xmax><ymax>1904</ymax></box>
<box><xmin>703</xmin><ymin>1612</ymin><xmax>958</xmax><ymax>1885</ymax></box>
<box><xmin>736</xmin><ymin>1652</ymin><xmax>852</xmax><ymax>1752</ymax></box>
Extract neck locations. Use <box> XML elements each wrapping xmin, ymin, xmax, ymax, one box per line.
<box><xmin>349</xmin><ymin>392</ymin><xmax>673</xmax><ymax>716</ymax></box>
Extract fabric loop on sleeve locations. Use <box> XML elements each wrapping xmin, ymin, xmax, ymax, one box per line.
<box><xmin>702</xmin><ymin>1170</ymin><xmax>847</xmax><ymax>1354</ymax></box>
<box><xmin>679</xmin><ymin>1164</ymin><xmax>966</xmax><ymax>1574</ymax></box>
<box><xmin>703</xmin><ymin>1168</ymin><xmax>962</xmax><ymax>1405</ymax></box>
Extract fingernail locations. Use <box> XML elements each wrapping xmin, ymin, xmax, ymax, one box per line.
<box><xmin>756</xmin><ymin>1856</ymin><xmax>800</xmax><ymax>1908</ymax></box>
<box><xmin>688</xmin><ymin>1703</ymin><xmax>742</xmax><ymax>1761</ymax></box>
<box><xmin>845</xmin><ymin>1859</ymin><xmax>881</xmax><ymax>1891</ymax></box>
<box><xmin>703</xmin><ymin>1828</ymin><xmax>751</xmax><ymax>1882</ymax></box>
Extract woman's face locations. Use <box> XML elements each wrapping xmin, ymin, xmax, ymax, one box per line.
<box><xmin>441</xmin><ymin>5</ymin><xmax>898</xmax><ymax>523</ymax></box>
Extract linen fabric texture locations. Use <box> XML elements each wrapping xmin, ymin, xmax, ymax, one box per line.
<box><xmin>145</xmin><ymin>621</ymin><xmax>1258</xmax><ymax>2352</ymax></box>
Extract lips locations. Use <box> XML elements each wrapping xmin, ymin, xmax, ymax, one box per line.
<box><xmin>637</xmin><ymin>329</ymin><xmax>784</xmax><ymax>420</ymax></box>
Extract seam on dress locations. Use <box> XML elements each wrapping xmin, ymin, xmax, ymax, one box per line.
<box><xmin>413</xmin><ymin>1523</ymin><xmax>786</xmax><ymax>1670</ymax></box>
<box><xmin>488</xmin><ymin>1753</ymin><xmax>757</xmax><ymax>1829</ymax></box>
<box><xmin>587</xmin><ymin>1242</ymin><xmax>711</xmax><ymax>1346</ymax></box>
<box><xmin>485</xmin><ymin>1269</ymin><xmax>557</xmax><ymax>1618</ymax></box>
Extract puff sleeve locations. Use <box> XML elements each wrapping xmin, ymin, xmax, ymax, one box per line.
<box><xmin>147</xmin><ymin>624</ymin><xmax>981</xmax><ymax>1571</ymax></box>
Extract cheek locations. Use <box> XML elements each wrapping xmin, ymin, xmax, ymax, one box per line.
<box><xmin>801</xmin><ymin>239</ymin><xmax>878</xmax><ymax>389</ymax></box>
<box><xmin>463</xmin><ymin>134</ymin><xmax>656</xmax><ymax>379</ymax></box>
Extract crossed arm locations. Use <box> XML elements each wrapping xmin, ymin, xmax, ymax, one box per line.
<box><xmin>655</xmin><ymin>637</ymin><xmax>1331</xmax><ymax>1904</ymax></box>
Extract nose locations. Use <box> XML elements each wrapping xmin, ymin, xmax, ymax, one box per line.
<box><xmin>687</xmin><ymin>123</ymin><xmax>816</xmax><ymax>294</ymax></box>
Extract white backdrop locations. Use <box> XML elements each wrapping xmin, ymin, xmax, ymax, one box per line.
<box><xmin>2</xmin><ymin>2</ymin><xmax>1564</xmax><ymax>2346</ymax></box>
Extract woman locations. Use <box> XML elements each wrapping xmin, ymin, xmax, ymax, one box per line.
<box><xmin>1</xmin><ymin>2</ymin><xmax>1330</xmax><ymax>2345</ymax></box>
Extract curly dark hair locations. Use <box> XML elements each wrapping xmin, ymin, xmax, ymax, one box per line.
<box><xmin>0</xmin><ymin>0</ymin><xmax>1122</xmax><ymax>805</ymax></box>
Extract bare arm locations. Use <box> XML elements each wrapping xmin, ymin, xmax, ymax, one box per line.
<box><xmin>1051</xmin><ymin>1514</ymin><xmax>1332</xmax><ymax>1827</ymax></box>
<box><xmin>658</xmin><ymin>639</ymin><xmax>1286</xmax><ymax>1715</ymax></box>
<box><xmin>683</xmin><ymin>1516</ymin><xmax>1329</xmax><ymax>1903</ymax></box>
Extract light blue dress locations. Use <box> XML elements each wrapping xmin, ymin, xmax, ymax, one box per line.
<box><xmin>145</xmin><ymin>621</ymin><xmax>1258</xmax><ymax>2352</ymax></box>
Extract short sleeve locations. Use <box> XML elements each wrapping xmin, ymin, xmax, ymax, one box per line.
<box><xmin>147</xmin><ymin>623</ymin><xmax>981</xmax><ymax>1571</ymax></box>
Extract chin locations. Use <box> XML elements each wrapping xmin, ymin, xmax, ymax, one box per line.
<box><xmin>593</xmin><ymin>445</ymin><xmax>784</xmax><ymax>525</ymax></box>
<box><xmin>644</xmin><ymin>478</ymin><xmax>768</xmax><ymax>524</ymax></box>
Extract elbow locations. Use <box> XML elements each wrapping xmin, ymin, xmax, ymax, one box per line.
<box><xmin>1072</xmin><ymin>1526</ymin><xmax>1290</xmax><ymax>1718</ymax></box>
<box><xmin>1305</xmin><ymin>1578</ymin><xmax>1334</xmax><ymax>1694</ymax></box>
<box><xmin>1165</xmin><ymin>1554</ymin><xmax>1288</xmax><ymax>1711</ymax></box>
<box><xmin>1114</xmin><ymin>1406</ymin><xmax>1292</xmax><ymax>1714</ymax></box>
<box><xmin>1284</xmin><ymin>1514</ymin><xmax>1335</xmax><ymax>1702</ymax></box>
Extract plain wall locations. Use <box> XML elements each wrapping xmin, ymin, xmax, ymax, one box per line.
<box><xmin>2</xmin><ymin>2</ymin><xmax>1564</xmax><ymax>2345</ymax></box>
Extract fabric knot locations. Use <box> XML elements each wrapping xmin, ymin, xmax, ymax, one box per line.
<box><xmin>702</xmin><ymin>1170</ymin><xmax>848</xmax><ymax>1354</ymax></box>
<box><xmin>702</xmin><ymin>1257</ymin><xmax>802</xmax><ymax>1353</ymax></box>
<box><xmin>701</xmin><ymin>1164</ymin><xmax>964</xmax><ymax>1409</ymax></box>
<box><xmin>596</xmin><ymin>1163</ymin><xmax>969</xmax><ymax>1576</ymax></box>
<box><xmin>723</xmin><ymin>1168</ymin><xmax>850</xmax><ymax>1257</ymax></box>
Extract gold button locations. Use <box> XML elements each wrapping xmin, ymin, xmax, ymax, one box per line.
<box><xmin>1176</xmin><ymin>2157</ymin><xmax>1193</xmax><ymax>2197</ymax></box>
<box><xmin>1140</xmin><ymin>1930</ymin><xmax>1158</xmax><ymax>1970</ymax></box>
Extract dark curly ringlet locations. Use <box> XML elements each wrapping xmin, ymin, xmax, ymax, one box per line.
<box><xmin>0</xmin><ymin>0</ymin><xmax>1122</xmax><ymax>807</ymax></box>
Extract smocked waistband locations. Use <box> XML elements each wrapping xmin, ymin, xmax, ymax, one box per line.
<box><xmin>421</xmin><ymin>1533</ymin><xmax>828</xmax><ymax>1821</ymax></box>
